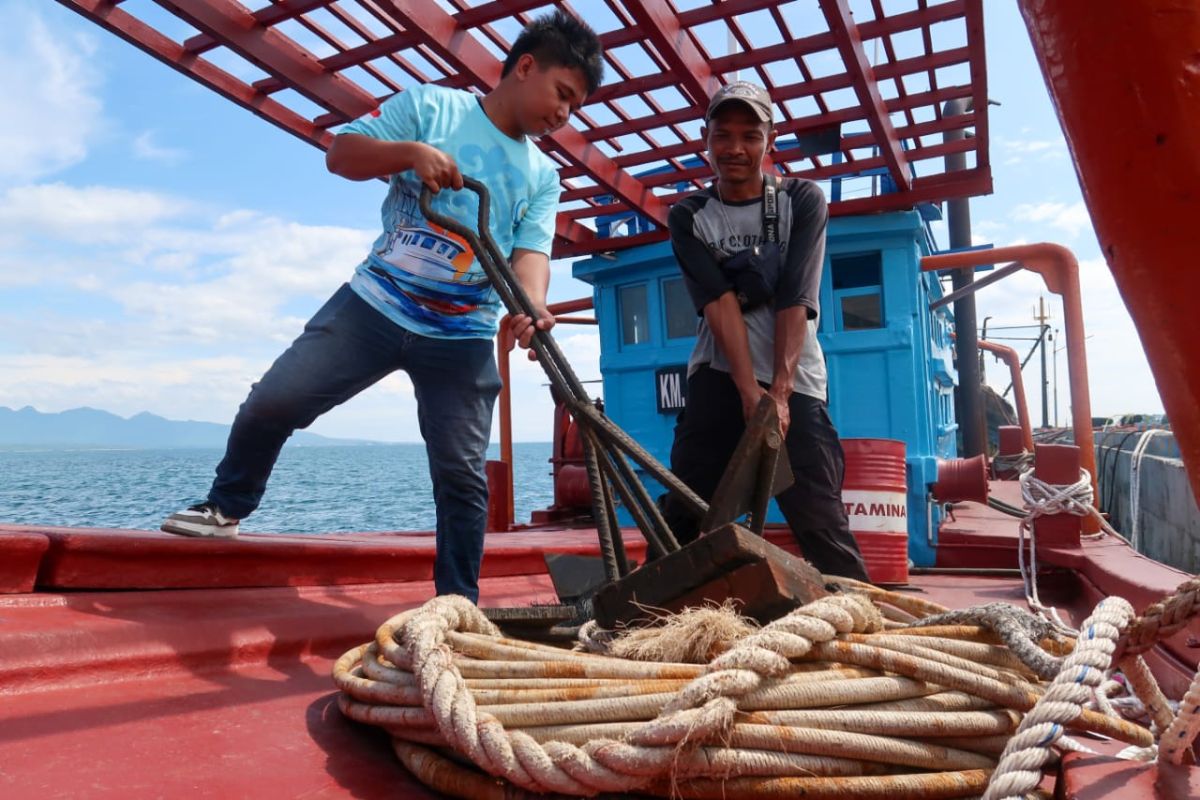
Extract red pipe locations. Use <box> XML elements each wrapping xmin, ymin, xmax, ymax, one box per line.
<box><xmin>977</xmin><ymin>339</ymin><xmax>1035</xmax><ymax>452</ymax></box>
<box><xmin>495</xmin><ymin>297</ymin><xmax>596</xmax><ymax>529</ymax></box>
<box><xmin>1018</xmin><ymin>0</ymin><xmax>1200</xmax><ymax>505</ymax></box>
<box><xmin>496</xmin><ymin>318</ymin><xmax>515</xmax><ymax>529</ymax></box>
<box><xmin>922</xmin><ymin>244</ymin><xmax>1098</xmax><ymax>530</ymax></box>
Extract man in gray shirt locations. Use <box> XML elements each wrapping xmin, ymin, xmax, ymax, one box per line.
<box><xmin>660</xmin><ymin>81</ymin><xmax>869</xmax><ymax>582</ymax></box>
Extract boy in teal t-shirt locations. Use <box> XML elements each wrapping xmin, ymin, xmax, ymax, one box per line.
<box><xmin>162</xmin><ymin>12</ymin><xmax>604</xmax><ymax>603</ymax></box>
<box><xmin>341</xmin><ymin>80</ymin><xmax>562</xmax><ymax>339</ymax></box>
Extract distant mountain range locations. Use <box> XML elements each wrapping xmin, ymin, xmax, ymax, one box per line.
<box><xmin>0</xmin><ymin>406</ymin><xmax>380</xmax><ymax>449</ymax></box>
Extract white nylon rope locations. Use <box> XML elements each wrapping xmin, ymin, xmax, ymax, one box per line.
<box><xmin>388</xmin><ymin>593</ymin><xmax>881</xmax><ymax>796</ymax></box>
<box><xmin>982</xmin><ymin>597</ymin><xmax>1134</xmax><ymax>800</ymax></box>
<box><xmin>1016</xmin><ymin>468</ymin><xmax>1120</xmax><ymax>636</ymax></box>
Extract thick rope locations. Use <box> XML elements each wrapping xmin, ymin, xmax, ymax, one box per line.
<box><xmin>1016</xmin><ymin>468</ymin><xmax>1122</xmax><ymax>636</ymax></box>
<box><xmin>904</xmin><ymin>603</ymin><xmax>1064</xmax><ymax>680</ymax></box>
<box><xmin>1115</xmin><ymin>576</ymin><xmax>1200</xmax><ymax>660</ymax></box>
<box><xmin>1115</xmin><ymin>655</ymin><xmax>1176</xmax><ymax>734</ymax></box>
<box><xmin>337</xmin><ymin>584</ymin><xmax>1200</xmax><ymax>798</ymax></box>
<box><xmin>982</xmin><ymin>596</ymin><xmax>1134</xmax><ymax>800</ymax></box>
<box><xmin>576</xmin><ymin>619</ymin><xmax>615</xmax><ymax>654</ymax></box>
<box><xmin>992</xmin><ymin>450</ymin><xmax>1034</xmax><ymax>476</ymax></box>
<box><xmin>1159</xmin><ymin>664</ymin><xmax>1200</xmax><ymax>765</ymax></box>
<box><xmin>368</xmin><ymin>593</ymin><xmax>882</xmax><ymax>796</ymax></box>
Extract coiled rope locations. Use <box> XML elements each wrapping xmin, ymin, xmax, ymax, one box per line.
<box><xmin>1009</xmin><ymin>466</ymin><xmax>1200</xmax><ymax>759</ymax></box>
<box><xmin>981</xmin><ymin>597</ymin><xmax>1134</xmax><ymax>800</ymax></box>
<box><xmin>1112</xmin><ymin>575</ymin><xmax>1200</xmax><ymax>764</ymax></box>
<box><xmin>334</xmin><ymin>589</ymin><xmax>1160</xmax><ymax>799</ymax></box>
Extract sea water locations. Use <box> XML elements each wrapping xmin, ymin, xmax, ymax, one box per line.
<box><xmin>0</xmin><ymin>443</ymin><xmax>555</xmax><ymax>533</ymax></box>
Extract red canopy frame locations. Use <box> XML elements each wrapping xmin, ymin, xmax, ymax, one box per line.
<box><xmin>59</xmin><ymin>0</ymin><xmax>991</xmax><ymax>257</ymax></box>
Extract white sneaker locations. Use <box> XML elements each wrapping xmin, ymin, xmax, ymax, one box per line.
<box><xmin>161</xmin><ymin>502</ymin><xmax>240</xmax><ymax>538</ymax></box>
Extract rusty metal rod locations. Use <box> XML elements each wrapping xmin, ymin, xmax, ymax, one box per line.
<box><xmin>421</xmin><ymin>180</ymin><xmax>706</xmax><ymax>517</ymax></box>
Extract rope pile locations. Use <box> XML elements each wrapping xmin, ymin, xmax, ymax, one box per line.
<box><xmin>333</xmin><ymin>586</ymin><xmax>1163</xmax><ymax>800</ymax></box>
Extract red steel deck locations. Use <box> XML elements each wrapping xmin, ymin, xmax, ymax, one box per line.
<box><xmin>2</xmin><ymin>489</ymin><xmax>1199</xmax><ymax>799</ymax></box>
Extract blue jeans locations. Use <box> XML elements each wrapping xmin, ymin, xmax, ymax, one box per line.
<box><xmin>208</xmin><ymin>285</ymin><xmax>501</xmax><ymax>601</ymax></box>
<box><xmin>660</xmin><ymin>365</ymin><xmax>870</xmax><ymax>582</ymax></box>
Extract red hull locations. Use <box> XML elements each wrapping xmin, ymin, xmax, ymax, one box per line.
<box><xmin>2</xmin><ymin>487</ymin><xmax>1198</xmax><ymax>798</ymax></box>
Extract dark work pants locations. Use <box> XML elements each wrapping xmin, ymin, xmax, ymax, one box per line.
<box><xmin>660</xmin><ymin>365</ymin><xmax>871</xmax><ymax>582</ymax></box>
<box><xmin>208</xmin><ymin>285</ymin><xmax>501</xmax><ymax>602</ymax></box>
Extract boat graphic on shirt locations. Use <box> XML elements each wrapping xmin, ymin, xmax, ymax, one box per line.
<box><xmin>342</xmin><ymin>84</ymin><xmax>561</xmax><ymax>338</ymax></box>
<box><xmin>368</xmin><ymin>222</ymin><xmax>490</xmax><ymax>316</ymax></box>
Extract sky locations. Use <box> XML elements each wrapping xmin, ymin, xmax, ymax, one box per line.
<box><xmin>0</xmin><ymin>0</ymin><xmax>1165</xmax><ymax>443</ymax></box>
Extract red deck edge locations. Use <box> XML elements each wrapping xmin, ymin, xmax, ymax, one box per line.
<box><xmin>0</xmin><ymin>532</ymin><xmax>50</xmax><ymax>593</ymax></box>
<box><xmin>0</xmin><ymin>573</ymin><xmax>561</xmax><ymax>696</ymax></box>
<box><xmin>0</xmin><ymin>525</ymin><xmax>655</xmax><ymax>591</ymax></box>
<box><xmin>937</xmin><ymin>482</ymin><xmax>1200</xmax><ymax>685</ymax></box>
<box><xmin>1057</xmin><ymin>752</ymin><xmax>1200</xmax><ymax>799</ymax></box>
<box><xmin>0</xmin><ymin>524</ymin><xmax>814</xmax><ymax>592</ymax></box>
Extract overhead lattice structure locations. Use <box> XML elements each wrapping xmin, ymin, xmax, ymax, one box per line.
<box><xmin>59</xmin><ymin>0</ymin><xmax>990</xmax><ymax>257</ymax></box>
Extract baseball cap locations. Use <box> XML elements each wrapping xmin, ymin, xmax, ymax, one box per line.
<box><xmin>705</xmin><ymin>81</ymin><xmax>774</xmax><ymax>124</ymax></box>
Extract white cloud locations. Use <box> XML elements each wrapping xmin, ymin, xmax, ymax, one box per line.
<box><xmin>1005</xmin><ymin>140</ymin><xmax>1062</xmax><ymax>154</ymax></box>
<box><xmin>0</xmin><ymin>179</ymin><xmax>588</xmax><ymax>442</ymax></box>
<box><xmin>0</xmin><ymin>181</ymin><xmax>374</xmax><ymax>340</ymax></box>
<box><xmin>498</xmin><ymin>328</ymin><xmax>602</xmax><ymax>442</ymax></box>
<box><xmin>0</xmin><ymin>183</ymin><xmax>187</xmax><ymax>242</ymax></box>
<box><xmin>0</xmin><ymin>352</ymin><xmax>260</xmax><ymax>424</ymax></box>
<box><xmin>1011</xmin><ymin>201</ymin><xmax>1092</xmax><ymax>238</ymax></box>
<box><xmin>996</xmin><ymin>137</ymin><xmax>1068</xmax><ymax>166</ymax></box>
<box><xmin>0</xmin><ymin>4</ymin><xmax>104</xmax><ymax>181</ymax></box>
<box><xmin>973</xmin><ymin>256</ymin><xmax>1163</xmax><ymax>421</ymax></box>
<box><xmin>0</xmin><ymin>181</ymin><xmax>381</xmax><ymax>418</ymax></box>
<box><xmin>132</xmin><ymin>131</ymin><xmax>187</xmax><ymax>164</ymax></box>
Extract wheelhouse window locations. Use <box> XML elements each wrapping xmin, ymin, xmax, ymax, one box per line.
<box><xmin>619</xmin><ymin>283</ymin><xmax>650</xmax><ymax>346</ymax></box>
<box><xmin>662</xmin><ymin>277</ymin><xmax>696</xmax><ymax>340</ymax></box>
<box><xmin>831</xmin><ymin>252</ymin><xmax>883</xmax><ymax>331</ymax></box>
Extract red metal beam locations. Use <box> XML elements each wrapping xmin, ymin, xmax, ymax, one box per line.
<box><xmin>182</xmin><ymin>0</ymin><xmax>332</xmax><ymax>55</ymax></box>
<box><xmin>555</xmin><ymin>215</ymin><xmax>598</xmax><ymax>249</ymax></box>
<box><xmin>53</xmin><ymin>0</ymin><xmax>332</xmax><ymax>149</ymax></box>
<box><xmin>253</xmin><ymin>13</ymin><xmax>408</xmax><ymax>98</ymax></box>
<box><xmin>370</xmin><ymin>0</ymin><xmax>667</xmax><ymax>231</ymax></box>
<box><xmin>587</xmin><ymin>72</ymin><xmax>676</xmax><ymax>105</ymax></box>
<box><xmin>560</xmin><ymin>134</ymin><xmax>978</xmax><ymax>202</ymax></box>
<box><xmin>832</xmin><ymin>167</ymin><xmax>991</xmax><ymax>216</ymax></box>
<box><xmin>819</xmin><ymin>0</ymin><xmax>912</xmax><ymax>191</ymax></box>
<box><xmin>679</xmin><ymin>0</ymin><xmax>784</xmax><ymax>26</ymax></box>
<box><xmin>964</xmin><ymin>0</ymin><xmax>990</xmax><ymax>171</ymax></box>
<box><xmin>158</xmin><ymin>0</ymin><xmax>378</xmax><ymax>122</ymax></box>
<box><xmin>58</xmin><ymin>0</ymin><xmax>991</xmax><ymax>259</ymax></box>
<box><xmin>622</xmin><ymin>0</ymin><xmax>720</xmax><ymax>107</ymax></box>
<box><xmin>578</xmin><ymin>45</ymin><xmax>971</xmax><ymax>147</ymax></box>
<box><xmin>563</xmin><ymin>83</ymin><xmax>976</xmax><ymax>182</ymax></box>
<box><xmin>554</xmin><ymin>228</ymin><xmax>668</xmax><ymax>259</ymax></box>
<box><xmin>454</xmin><ymin>0</ymin><xmax>548</xmax><ymax>27</ymax></box>
<box><xmin>555</xmin><ymin>165</ymin><xmax>992</xmax><ymax>257</ymax></box>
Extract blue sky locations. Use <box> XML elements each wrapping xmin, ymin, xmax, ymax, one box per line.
<box><xmin>0</xmin><ymin>0</ymin><xmax>1164</xmax><ymax>442</ymax></box>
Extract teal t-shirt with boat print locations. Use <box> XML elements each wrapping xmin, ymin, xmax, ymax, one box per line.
<box><xmin>341</xmin><ymin>84</ymin><xmax>561</xmax><ymax>339</ymax></box>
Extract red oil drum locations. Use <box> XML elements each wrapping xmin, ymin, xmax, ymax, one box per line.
<box><xmin>840</xmin><ymin>439</ymin><xmax>910</xmax><ymax>584</ymax></box>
